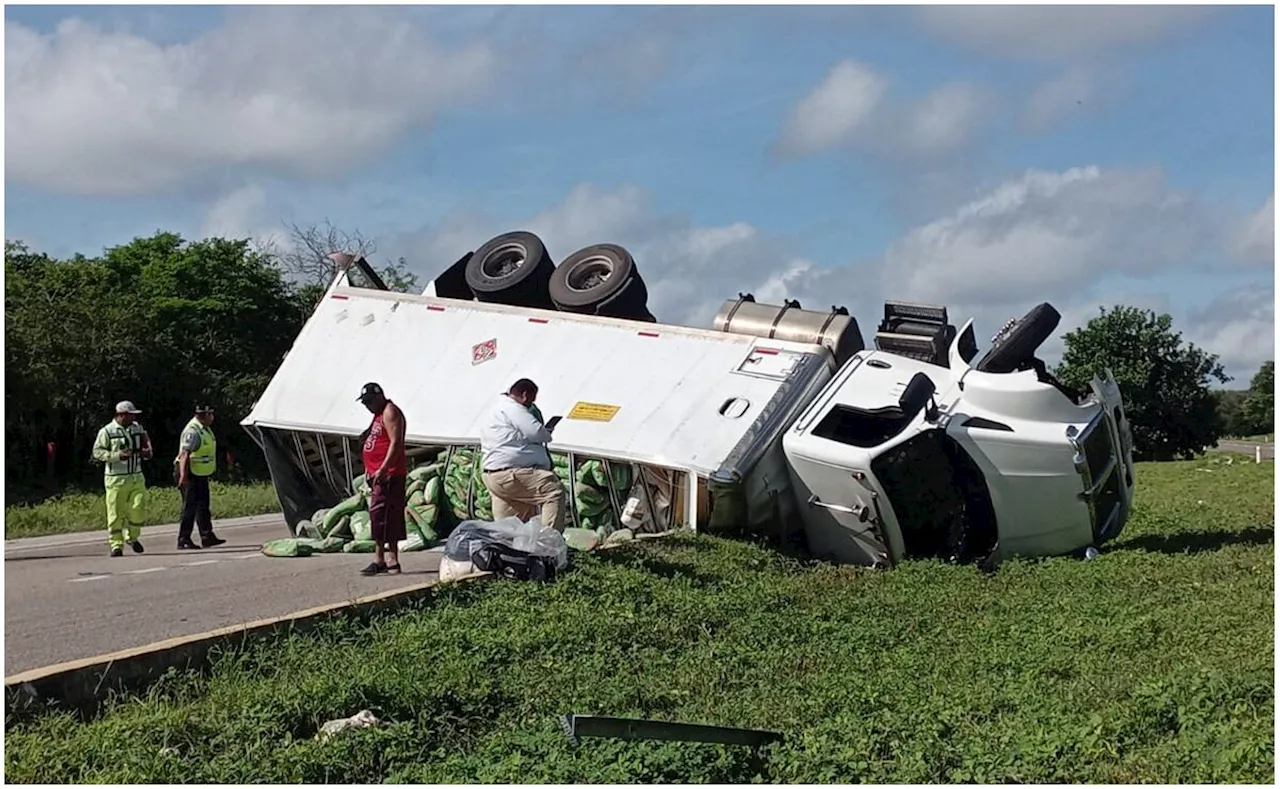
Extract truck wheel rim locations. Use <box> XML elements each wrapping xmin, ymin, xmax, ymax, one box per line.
<box><xmin>567</xmin><ymin>256</ymin><xmax>613</xmax><ymax>292</ymax></box>
<box><xmin>483</xmin><ymin>243</ymin><xmax>527</xmax><ymax>278</ymax></box>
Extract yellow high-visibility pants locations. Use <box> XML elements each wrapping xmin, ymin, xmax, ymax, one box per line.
<box><xmin>105</xmin><ymin>475</ymin><xmax>147</xmax><ymax>550</ymax></box>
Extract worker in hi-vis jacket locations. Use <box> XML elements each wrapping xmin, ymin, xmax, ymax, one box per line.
<box><xmin>174</xmin><ymin>403</ymin><xmax>227</xmax><ymax>550</ymax></box>
<box><xmin>91</xmin><ymin>400</ymin><xmax>154</xmax><ymax>557</ymax></box>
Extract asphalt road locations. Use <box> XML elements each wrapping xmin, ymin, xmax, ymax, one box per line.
<box><xmin>1216</xmin><ymin>441</ymin><xmax>1275</xmax><ymax>459</ymax></box>
<box><xmin>4</xmin><ymin>515</ymin><xmax>442</xmax><ymax>676</ymax></box>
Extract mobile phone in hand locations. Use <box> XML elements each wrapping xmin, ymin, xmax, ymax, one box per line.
<box><xmin>545</xmin><ymin>416</ymin><xmax>563</xmax><ymax>432</ymax></box>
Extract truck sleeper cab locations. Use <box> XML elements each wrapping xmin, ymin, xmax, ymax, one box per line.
<box><xmin>783</xmin><ymin>314</ymin><xmax>1135</xmax><ymax>568</ymax></box>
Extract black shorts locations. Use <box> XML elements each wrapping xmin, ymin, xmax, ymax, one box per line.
<box><xmin>369</xmin><ymin>475</ymin><xmax>407</xmax><ymax>546</ymax></box>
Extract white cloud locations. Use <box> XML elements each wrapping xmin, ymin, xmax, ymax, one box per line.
<box><xmin>875</xmin><ymin>166</ymin><xmax>1216</xmax><ymax>307</ymax></box>
<box><xmin>200</xmin><ymin>184</ymin><xmax>288</xmax><ymax>251</ymax></box>
<box><xmin>776</xmin><ymin>61</ymin><xmax>993</xmax><ymax>160</ymax></box>
<box><xmin>202</xmin><ymin>185</ymin><xmax>263</xmax><ymax>239</ymax></box>
<box><xmin>5</xmin><ymin>8</ymin><xmax>496</xmax><ymax>196</ymax></box>
<box><xmin>1023</xmin><ymin>68</ymin><xmax>1099</xmax><ymax>132</ymax></box>
<box><xmin>522</xmin><ymin>185</ymin><xmax>661</xmax><ymax>253</ymax></box>
<box><xmin>1232</xmin><ymin>194</ymin><xmax>1275</xmax><ymax>266</ymax></box>
<box><xmin>900</xmin><ymin>82</ymin><xmax>993</xmax><ymax>158</ymax></box>
<box><xmin>1185</xmin><ymin>284</ymin><xmax>1276</xmax><ymax>383</ymax></box>
<box><xmin>776</xmin><ymin>60</ymin><xmax>887</xmax><ymax>156</ymax></box>
<box><xmin>913</xmin><ymin>6</ymin><xmax>1211</xmax><ymax>61</ymax></box>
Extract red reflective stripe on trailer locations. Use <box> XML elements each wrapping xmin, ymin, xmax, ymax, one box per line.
<box><xmin>755</xmin><ymin>347</ymin><xmax>779</xmax><ymax>355</ymax></box>
<box><xmin>638</xmin><ymin>331</ymin><xmax>660</xmax><ymax>337</ymax></box>
<box><xmin>528</xmin><ymin>317</ymin><xmax>550</xmax><ymax>324</ymax></box>
<box><xmin>427</xmin><ymin>305</ymin><xmax>446</xmax><ymax>311</ymax></box>
<box><xmin>330</xmin><ymin>294</ymin><xmax>349</xmax><ymax>300</ymax></box>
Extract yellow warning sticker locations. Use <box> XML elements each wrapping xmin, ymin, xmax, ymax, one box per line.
<box><xmin>567</xmin><ymin>401</ymin><xmax>621</xmax><ymax>422</ymax></box>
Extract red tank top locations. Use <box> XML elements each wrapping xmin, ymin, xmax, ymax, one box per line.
<box><xmin>362</xmin><ymin>402</ymin><xmax>407</xmax><ymax>477</ymax></box>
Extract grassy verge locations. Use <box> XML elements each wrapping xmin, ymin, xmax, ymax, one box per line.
<box><xmin>3</xmin><ymin>482</ymin><xmax>281</xmax><ymax>540</ymax></box>
<box><xmin>5</xmin><ymin>458</ymin><xmax>1273</xmax><ymax>783</ymax></box>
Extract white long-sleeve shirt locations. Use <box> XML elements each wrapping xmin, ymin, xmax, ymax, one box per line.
<box><xmin>480</xmin><ymin>394</ymin><xmax>554</xmax><ymax>472</ymax></box>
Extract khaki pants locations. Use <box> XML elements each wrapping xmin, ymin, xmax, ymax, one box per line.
<box><xmin>482</xmin><ymin>467</ymin><xmax>566</xmax><ymax>532</ymax></box>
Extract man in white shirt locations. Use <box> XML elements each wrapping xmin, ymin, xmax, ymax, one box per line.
<box><xmin>479</xmin><ymin>378</ymin><xmax>566</xmax><ymax>531</ymax></box>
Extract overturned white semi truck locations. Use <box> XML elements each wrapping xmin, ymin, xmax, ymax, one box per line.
<box><xmin>241</xmin><ymin>232</ymin><xmax>1136</xmax><ymax>568</ymax></box>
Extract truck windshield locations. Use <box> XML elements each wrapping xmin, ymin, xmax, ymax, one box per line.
<box><xmin>869</xmin><ymin>430</ymin><xmax>998</xmax><ymax>563</ymax></box>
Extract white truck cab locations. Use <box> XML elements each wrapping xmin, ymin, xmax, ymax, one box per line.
<box><xmin>784</xmin><ymin>317</ymin><xmax>1135</xmax><ymax>568</ymax></box>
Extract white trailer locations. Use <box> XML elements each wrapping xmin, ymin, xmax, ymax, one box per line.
<box><xmin>243</xmin><ymin>242</ymin><xmax>1136</xmax><ymax>568</ymax></box>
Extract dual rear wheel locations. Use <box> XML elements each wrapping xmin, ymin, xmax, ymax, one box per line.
<box><xmin>462</xmin><ymin>231</ymin><xmax>653</xmax><ymax>321</ymax></box>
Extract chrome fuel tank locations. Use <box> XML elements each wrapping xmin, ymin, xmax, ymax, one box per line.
<box><xmin>713</xmin><ymin>295</ymin><xmax>864</xmax><ymax>366</ymax></box>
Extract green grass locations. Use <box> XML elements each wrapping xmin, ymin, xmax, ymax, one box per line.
<box><xmin>1239</xmin><ymin>433</ymin><xmax>1275</xmax><ymax>444</ymax></box>
<box><xmin>3</xmin><ymin>482</ymin><xmax>281</xmax><ymax>540</ymax></box>
<box><xmin>5</xmin><ymin>459</ymin><xmax>1273</xmax><ymax>783</ymax></box>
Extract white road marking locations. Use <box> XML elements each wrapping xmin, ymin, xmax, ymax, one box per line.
<box><xmin>70</xmin><ymin>575</ymin><xmax>111</xmax><ymax>583</ymax></box>
<box><xmin>124</xmin><ymin>567</ymin><xmax>167</xmax><ymax>575</ymax></box>
<box><xmin>4</xmin><ymin>514</ymin><xmax>283</xmax><ymax>555</ymax></box>
<box><xmin>181</xmin><ymin>560</ymin><xmax>220</xmax><ymax>567</ymax></box>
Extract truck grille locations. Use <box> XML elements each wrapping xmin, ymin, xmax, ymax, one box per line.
<box><xmin>1074</xmin><ymin>412</ymin><xmax>1124</xmax><ymax>543</ymax></box>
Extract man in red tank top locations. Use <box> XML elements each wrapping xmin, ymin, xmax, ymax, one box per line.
<box><xmin>357</xmin><ymin>382</ymin><xmax>408</xmax><ymax>575</ymax></box>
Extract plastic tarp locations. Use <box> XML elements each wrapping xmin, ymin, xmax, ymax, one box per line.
<box><xmin>445</xmin><ymin>516</ymin><xmax>570</xmax><ymax>571</ymax></box>
<box><xmin>258</xmin><ymin>427</ymin><xmax>332</xmax><ymax>535</ymax></box>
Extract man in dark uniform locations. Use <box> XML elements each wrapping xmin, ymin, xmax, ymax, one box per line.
<box><xmin>175</xmin><ymin>403</ymin><xmax>227</xmax><ymax>550</ymax></box>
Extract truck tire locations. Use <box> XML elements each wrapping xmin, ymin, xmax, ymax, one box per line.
<box><xmin>975</xmin><ymin>302</ymin><xmax>1060</xmax><ymax>374</ymax></box>
<box><xmin>550</xmin><ymin>243</ymin><xmax>651</xmax><ymax>319</ymax></box>
<box><xmin>465</xmin><ymin>231</ymin><xmax>555</xmax><ymax>308</ymax></box>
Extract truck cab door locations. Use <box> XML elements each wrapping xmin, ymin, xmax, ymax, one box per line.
<box><xmin>784</xmin><ymin>458</ymin><xmax>894</xmax><ymax>567</ymax></box>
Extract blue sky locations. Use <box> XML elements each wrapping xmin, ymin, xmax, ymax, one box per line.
<box><xmin>5</xmin><ymin>4</ymin><xmax>1275</xmax><ymax>382</ymax></box>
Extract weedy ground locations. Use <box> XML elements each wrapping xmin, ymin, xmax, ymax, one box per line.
<box><xmin>4</xmin><ymin>482</ymin><xmax>280</xmax><ymax>539</ymax></box>
<box><xmin>5</xmin><ymin>458</ymin><xmax>1273</xmax><ymax>783</ymax></box>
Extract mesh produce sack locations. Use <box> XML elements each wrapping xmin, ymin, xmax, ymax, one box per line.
<box><xmin>296</xmin><ymin>536</ymin><xmax>347</xmax><ymax>553</ymax></box>
<box><xmin>406</xmin><ymin>502</ymin><xmax>439</xmax><ymax>543</ymax></box>
<box><xmin>397</xmin><ymin>532</ymin><xmax>428</xmax><ymax>552</ymax></box>
<box><xmin>261</xmin><ymin>539</ymin><xmax>315</xmax><ymax>558</ymax></box>
<box><xmin>323</xmin><ymin>494</ymin><xmax>364</xmax><ymax>537</ymax></box>
<box><xmin>349</xmin><ymin>510</ymin><xmax>373</xmax><ymax>542</ymax></box>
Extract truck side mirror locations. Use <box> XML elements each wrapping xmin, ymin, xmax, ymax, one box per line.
<box><xmin>899</xmin><ymin>372</ymin><xmax>939</xmax><ymax>422</ymax></box>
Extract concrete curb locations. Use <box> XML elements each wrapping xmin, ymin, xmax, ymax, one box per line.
<box><xmin>3</xmin><ymin>530</ymin><xmax>675</xmax><ymax>718</ymax></box>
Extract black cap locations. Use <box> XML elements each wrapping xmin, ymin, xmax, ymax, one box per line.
<box><xmin>357</xmin><ymin>382</ymin><xmax>384</xmax><ymax>402</ymax></box>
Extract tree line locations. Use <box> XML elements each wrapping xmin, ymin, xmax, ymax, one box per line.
<box><xmin>4</xmin><ymin>224</ymin><xmax>417</xmax><ymax>504</ymax></box>
<box><xmin>5</xmin><ymin>227</ymin><xmax>1271</xmax><ymax>503</ymax></box>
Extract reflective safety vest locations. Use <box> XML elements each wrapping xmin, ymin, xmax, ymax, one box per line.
<box><xmin>180</xmin><ymin>418</ymin><xmax>217</xmax><ymax>477</ymax></box>
<box><xmin>93</xmin><ymin>420</ymin><xmax>148</xmax><ymax>484</ymax></box>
